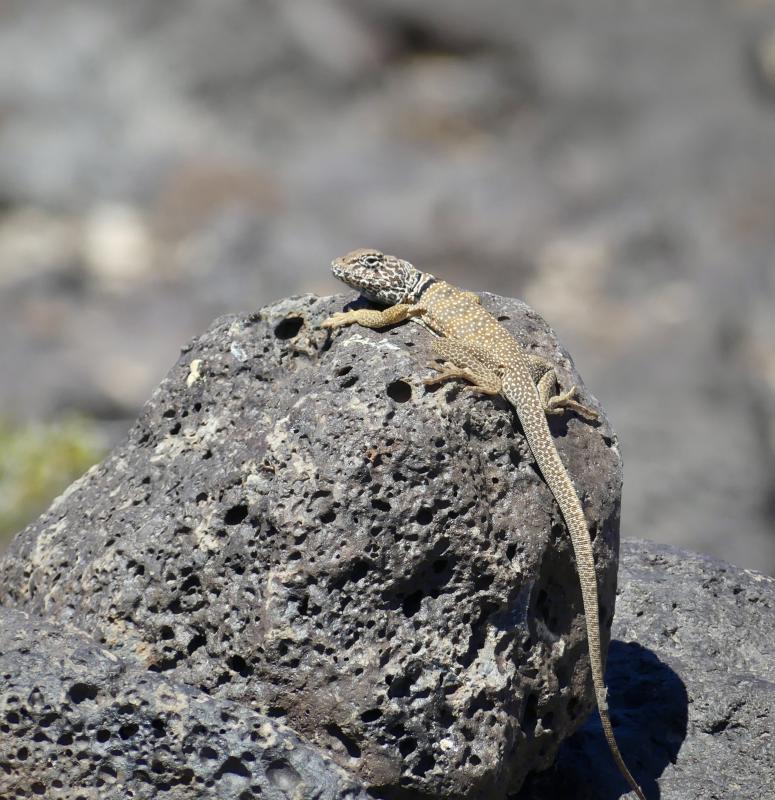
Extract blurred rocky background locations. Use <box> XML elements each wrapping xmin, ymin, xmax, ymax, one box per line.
<box><xmin>1</xmin><ymin>0</ymin><xmax>774</xmax><ymax>573</ymax></box>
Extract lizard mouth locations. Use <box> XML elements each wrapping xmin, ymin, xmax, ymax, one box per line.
<box><xmin>330</xmin><ymin>259</ymin><xmax>362</xmax><ymax>291</ymax></box>
<box><xmin>330</xmin><ymin>259</ymin><xmax>347</xmax><ymax>281</ymax></box>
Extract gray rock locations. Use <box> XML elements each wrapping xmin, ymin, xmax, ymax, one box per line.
<box><xmin>0</xmin><ymin>292</ymin><xmax>622</xmax><ymax>798</ymax></box>
<box><xmin>0</xmin><ymin>606</ymin><xmax>370</xmax><ymax>800</ymax></box>
<box><xmin>515</xmin><ymin>540</ymin><xmax>775</xmax><ymax>800</ymax></box>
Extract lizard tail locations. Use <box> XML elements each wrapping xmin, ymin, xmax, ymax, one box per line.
<box><xmin>503</xmin><ymin>374</ymin><xmax>647</xmax><ymax>800</ymax></box>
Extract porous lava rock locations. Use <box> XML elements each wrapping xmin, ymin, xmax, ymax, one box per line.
<box><xmin>515</xmin><ymin>541</ymin><xmax>775</xmax><ymax>800</ymax></box>
<box><xmin>0</xmin><ymin>292</ymin><xmax>623</xmax><ymax>798</ymax></box>
<box><xmin>0</xmin><ymin>607</ymin><xmax>370</xmax><ymax>800</ymax></box>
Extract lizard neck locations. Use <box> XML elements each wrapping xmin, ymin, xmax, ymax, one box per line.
<box><xmin>408</xmin><ymin>271</ymin><xmax>438</xmax><ymax>303</ymax></box>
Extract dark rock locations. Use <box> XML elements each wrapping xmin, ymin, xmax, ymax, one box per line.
<box><xmin>515</xmin><ymin>541</ymin><xmax>775</xmax><ymax>800</ymax></box>
<box><xmin>0</xmin><ymin>292</ymin><xmax>622</xmax><ymax>798</ymax></box>
<box><xmin>0</xmin><ymin>606</ymin><xmax>370</xmax><ymax>800</ymax></box>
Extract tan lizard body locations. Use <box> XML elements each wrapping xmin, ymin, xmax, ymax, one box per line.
<box><xmin>322</xmin><ymin>248</ymin><xmax>646</xmax><ymax>800</ymax></box>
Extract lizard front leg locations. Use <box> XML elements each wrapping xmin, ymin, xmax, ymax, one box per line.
<box><xmin>424</xmin><ymin>338</ymin><xmax>502</xmax><ymax>396</ymax></box>
<box><xmin>321</xmin><ymin>303</ymin><xmax>421</xmax><ymax>330</ymax></box>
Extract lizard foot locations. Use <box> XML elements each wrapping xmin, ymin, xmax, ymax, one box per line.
<box><xmin>545</xmin><ymin>385</ymin><xmax>599</xmax><ymax>420</ymax></box>
<box><xmin>424</xmin><ymin>361</ymin><xmax>501</xmax><ymax>396</ymax></box>
<box><xmin>423</xmin><ymin>362</ymin><xmax>469</xmax><ymax>386</ymax></box>
<box><xmin>321</xmin><ymin>311</ymin><xmax>359</xmax><ymax>329</ymax></box>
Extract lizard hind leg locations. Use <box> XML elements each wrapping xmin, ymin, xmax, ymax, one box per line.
<box><xmin>534</xmin><ymin>363</ymin><xmax>598</xmax><ymax>420</ymax></box>
<box><xmin>423</xmin><ymin>338</ymin><xmax>502</xmax><ymax>396</ymax></box>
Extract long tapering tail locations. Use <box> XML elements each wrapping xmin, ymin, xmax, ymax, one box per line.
<box><xmin>503</xmin><ymin>370</ymin><xmax>646</xmax><ymax>800</ymax></box>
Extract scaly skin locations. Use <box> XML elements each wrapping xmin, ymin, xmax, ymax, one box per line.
<box><xmin>322</xmin><ymin>248</ymin><xmax>646</xmax><ymax>800</ymax></box>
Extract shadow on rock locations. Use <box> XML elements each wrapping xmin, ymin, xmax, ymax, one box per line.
<box><xmin>513</xmin><ymin>641</ymin><xmax>687</xmax><ymax>799</ymax></box>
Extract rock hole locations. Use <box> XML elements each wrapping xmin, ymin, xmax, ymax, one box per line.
<box><xmin>467</xmin><ymin>690</ymin><xmax>495</xmax><ymax>717</ymax></box>
<box><xmin>350</xmin><ymin>560</ymin><xmax>370</xmax><ymax>582</ymax></box>
<box><xmin>215</xmin><ymin>756</ymin><xmax>251</xmax><ymax>779</ymax></box>
<box><xmin>371</xmin><ymin>498</ymin><xmax>392</xmax><ymax>512</ymax></box>
<box><xmin>119</xmin><ymin>724</ymin><xmax>138</xmax><ymax>740</ymax></box>
<box><xmin>267</xmin><ymin>760</ymin><xmax>301</xmax><ymax>791</ymax></box>
<box><xmin>524</xmin><ymin>693</ymin><xmax>539</xmax><ymax>731</ymax></box>
<box><xmin>401</xmin><ymin>590</ymin><xmax>424</xmax><ymax>617</ymax></box>
<box><xmin>68</xmin><ymin>684</ymin><xmax>98</xmax><ymax>704</ymax></box>
<box><xmin>274</xmin><ymin>317</ymin><xmax>304</xmax><ymax>340</ymax></box>
<box><xmin>320</xmin><ymin>509</ymin><xmax>336</xmax><ymax>524</ymax></box>
<box><xmin>413</xmin><ymin>752</ymin><xmax>435</xmax><ymax>777</ymax></box>
<box><xmin>227</xmin><ymin>655</ymin><xmax>253</xmax><ymax>677</ymax></box>
<box><xmin>325</xmin><ymin>723</ymin><xmax>362</xmax><ymax>759</ymax></box>
<box><xmin>360</xmin><ymin>709</ymin><xmax>382</xmax><ymax>723</ymax></box>
<box><xmin>415</xmin><ymin>507</ymin><xmax>434</xmax><ymax>525</ymax></box>
<box><xmin>398</xmin><ymin>737</ymin><xmax>417</xmax><ymax>756</ymax></box>
<box><xmin>473</xmin><ymin>570</ymin><xmax>494</xmax><ymax>591</ymax></box>
<box><xmin>386</xmin><ymin>380</ymin><xmax>412</xmax><ymax>403</ymax></box>
<box><xmin>224</xmin><ymin>505</ymin><xmax>249</xmax><ymax>526</ymax></box>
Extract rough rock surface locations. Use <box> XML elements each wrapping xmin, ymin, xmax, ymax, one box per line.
<box><xmin>0</xmin><ymin>607</ymin><xmax>370</xmax><ymax>800</ymax></box>
<box><xmin>515</xmin><ymin>541</ymin><xmax>775</xmax><ymax>800</ymax></box>
<box><xmin>0</xmin><ymin>292</ymin><xmax>623</xmax><ymax>799</ymax></box>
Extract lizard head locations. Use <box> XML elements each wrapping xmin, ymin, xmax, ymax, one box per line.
<box><xmin>331</xmin><ymin>248</ymin><xmax>429</xmax><ymax>305</ymax></box>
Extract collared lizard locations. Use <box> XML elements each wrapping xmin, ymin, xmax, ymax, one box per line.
<box><xmin>322</xmin><ymin>248</ymin><xmax>646</xmax><ymax>800</ymax></box>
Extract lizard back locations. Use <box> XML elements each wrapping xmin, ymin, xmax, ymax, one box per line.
<box><xmin>420</xmin><ymin>281</ymin><xmax>526</xmax><ymax>368</ymax></box>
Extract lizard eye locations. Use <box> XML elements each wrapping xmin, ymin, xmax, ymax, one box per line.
<box><xmin>362</xmin><ymin>255</ymin><xmax>381</xmax><ymax>268</ymax></box>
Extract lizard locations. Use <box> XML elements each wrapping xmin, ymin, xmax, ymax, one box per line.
<box><xmin>321</xmin><ymin>248</ymin><xmax>646</xmax><ymax>800</ymax></box>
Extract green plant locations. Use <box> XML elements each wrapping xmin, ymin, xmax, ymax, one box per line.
<box><xmin>0</xmin><ymin>417</ymin><xmax>105</xmax><ymax>550</ymax></box>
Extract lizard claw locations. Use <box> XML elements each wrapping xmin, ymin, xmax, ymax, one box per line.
<box><xmin>321</xmin><ymin>311</ymin><xmax>355</xmax><ymax>329</ymax></box>
<box><xmin>423</xmin><ymin>363</ymin><xmax>467</xmax><ymax>386</ymax></box>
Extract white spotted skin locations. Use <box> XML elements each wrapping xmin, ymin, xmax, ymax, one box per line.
<box><xmin>420</xmin><ymin>281</ymin><xmax>525</xmax><ymax>366</ymax></box>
